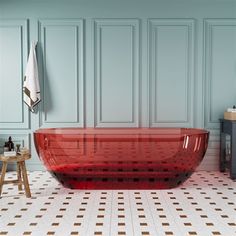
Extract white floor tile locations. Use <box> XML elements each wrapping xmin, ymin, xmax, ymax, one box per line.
<box><xmin>0</xmin><ymin>171</ymin><xmax>235</xmax><ymax>236</ymax></box>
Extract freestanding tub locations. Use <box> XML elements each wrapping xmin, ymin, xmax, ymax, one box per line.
<box><xmin>34</xmin><ymin>128</ymin><xmax>209</xmax><ymax>189</ymax></box>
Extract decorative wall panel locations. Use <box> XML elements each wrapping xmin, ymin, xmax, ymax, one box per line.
<box><xmin>94</xmin><ymin>19</ymin><xmax>140</xmax><ymax>127</ymax></box>
<box><xmin>204</xmin><ymin>19</ymin><xmax>236</xmax><ymax>129</ymax></box>
<box><xmin>38</xmin><ymin>19</ymin><xmax>84</xmax><ymax>127</ymax></box>
<box><xmin>149</xmin><ymin>19</ymin><xmax>195</xmax><ymax>127</ymax></box>
<box><xmin>0</xmin><ymin>20</ymin><xmax>29</xmax><ymax>129</ymax></box>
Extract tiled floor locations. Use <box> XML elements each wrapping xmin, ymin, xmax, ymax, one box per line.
<box><xmin>0</xmin><ymin>171</ymin><xmax>235</xmax><ymax>236</ymax></box>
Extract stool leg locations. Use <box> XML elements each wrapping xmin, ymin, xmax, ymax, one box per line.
<box><xmin>16</xmin><ymin>162</ymin><xmax>22</xmax><ymax>191</ymax></box>
<box><xmin>0</xmin><ymin>162</ymin><xmax>8</xmax><ymax>197</ymax></box>
<box><xmin>20</xmin><ymin>162</ymin><xmax>31</xmax><ymax>198</ymax></box>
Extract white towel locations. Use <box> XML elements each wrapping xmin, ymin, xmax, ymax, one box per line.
<box><xmin>23</xmin><ymin>42</ymin><xmax>41</xmax><ymax>112</ymax></box>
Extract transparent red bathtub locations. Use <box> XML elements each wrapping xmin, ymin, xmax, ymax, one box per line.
<box><xmin>34</xmin><ymin>128</ymin><xmax>209</xmax><ymax>189</ymax></box>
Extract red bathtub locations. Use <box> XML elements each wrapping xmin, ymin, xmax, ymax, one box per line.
<box><xmin>34</xmin><ymin>128</ymin><xmax>209</xmax><ymax>189</ymax></box>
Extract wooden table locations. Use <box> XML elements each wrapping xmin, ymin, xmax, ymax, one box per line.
<box><xmin>0</xmin><ymin>152</ymin><xmax>31</xmax><ymax>198</ymax></box>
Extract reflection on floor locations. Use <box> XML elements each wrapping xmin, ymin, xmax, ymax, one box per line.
<box><xmin>0</xmin><ymin>171</ymin><xmax>235</xmax><ymax>236</ymax></box>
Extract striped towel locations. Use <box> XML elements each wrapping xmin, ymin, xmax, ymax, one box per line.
<box><xmin>23</xmin><ymin>42</ymin><xmax>41</xmax><ymax>112</ymax></box>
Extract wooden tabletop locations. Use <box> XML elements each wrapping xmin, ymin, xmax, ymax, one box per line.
<box><xmin>0</xmin><ymin>152</ymin><xmax>31</xmax><ymax>162</ymax></box>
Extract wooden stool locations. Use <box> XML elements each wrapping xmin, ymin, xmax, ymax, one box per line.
<box><xmin>0</xmin><ymin>152</ymin><xmax>31</xmax><ymax>198</ymax></box>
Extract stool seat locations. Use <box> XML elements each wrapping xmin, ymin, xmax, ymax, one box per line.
<box><xmin>0</xmin><ymin>152</ymin><xmax>31</xmax><ymax>198</ymax></box>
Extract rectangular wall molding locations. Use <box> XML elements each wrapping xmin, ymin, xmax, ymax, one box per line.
<box><xmin>94</xmin><ymin>19</ymin><xmax>140</xmax><ymax>127</ymax></box>
<box><xmin>204</xmin><ymin>19</ymin><xmax>236</xmax><ymax>129</ymax></box>
<box><xmin>148</xmin><ymin>19</ymin><xmax>195</xmax><ymax>127</ymax></box>
<box><xmin>38</xmin><ymin>19</ymin><xmax>84</xmax><ymax>127</ymax></box>
<box><xmin>0</xmin><ymin>19</ymin><xmax>29</xmax><ymax>129</ymax></box>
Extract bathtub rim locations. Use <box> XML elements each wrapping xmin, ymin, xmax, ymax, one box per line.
<box><xmin>34</xmin><ymin>127</ymin><xmax>209</xmax><ymax>136</ymax></box>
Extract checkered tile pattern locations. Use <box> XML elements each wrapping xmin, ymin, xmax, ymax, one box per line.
<box><xmin>0</xmin><ymin>171</ymin><xmax>236</xmax><ymax>236</ymax></box>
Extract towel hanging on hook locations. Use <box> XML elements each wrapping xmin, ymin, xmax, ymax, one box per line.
<box><xmin>23</xmin><ymin>41</ymin><xmax>41</xmax><ymax>113</ymax></box>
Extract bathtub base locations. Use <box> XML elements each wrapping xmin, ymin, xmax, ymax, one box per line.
<box><xmin>49</xmin><ymin>163</ymin><xmax>192</xmax><ymax>189</ymax></box>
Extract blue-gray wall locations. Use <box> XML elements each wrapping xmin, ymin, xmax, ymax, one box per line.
<box><xmin>0</xmin><ymin>0</ymin><xmax>235</xmax><ymax>170</ymax></box>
